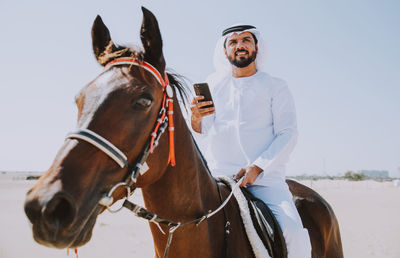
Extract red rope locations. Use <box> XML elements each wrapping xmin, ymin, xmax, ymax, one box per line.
<box><xmin>167</xmin><ymin>98</ymin><xmax>175</xmax><ymax>166</ymax></box>
<box><xmin>164</xmin><ymin>74</ymin><xmax>175</xmax><ymax>166</ymax></box>
<box><xmin>149</xmin><ymin>93</ymin><xmax>167</xmax><ymax>153</ymax></box>
<box><xmin>66</xmin><ymin>248</ymin><xmax>78</xmax><ymax>258</ymax></box>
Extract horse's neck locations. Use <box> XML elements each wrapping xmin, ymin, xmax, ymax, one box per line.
<box><xmin>141</xmin><ymin>99</ymin><xmax>235</xmax><ymax>258</ymax></box>
<box><xmin>142</xmin><ymin>98</ymin><xmax>220</xmax><ymax>220</ymax></box>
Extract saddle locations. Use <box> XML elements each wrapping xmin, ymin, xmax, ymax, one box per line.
<box><xmin>240</xmin><ymin>187</ymin><xmax>287</xmax><ymax>258</ymax></box>
<box><xmin>191</xmin><ymin>139</ymin><xmax>287</xmax><ymax>257</ymax></box>
<box><xmin>217</xmin><ymin>177</ymin><xmax>287</xmax><ymax>258</ymax></box>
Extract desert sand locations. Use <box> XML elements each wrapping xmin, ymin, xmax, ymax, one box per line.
<box><xmin>0</xmin><ymin>177</ymin><xmax>399</xmax><ymax>258</ymax></box>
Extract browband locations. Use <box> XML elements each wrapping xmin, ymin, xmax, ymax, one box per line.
<box><xmin>105</xmin><ymin>57</ymin><xmax>165</xmax><ymax>88</ymax></box>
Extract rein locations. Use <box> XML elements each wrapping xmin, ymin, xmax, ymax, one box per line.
<box><xmin>65</xmin><ymin>57</ymin><xmax>242</xmax><ymax>258</ymax></box>
<box><xmin>121</xmin><ymin>177</ymin><xmax>243</xmax><ymax>258</ymax></box>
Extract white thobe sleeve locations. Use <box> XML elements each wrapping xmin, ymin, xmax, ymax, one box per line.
<box><xmin>253</xmin><ymin>83</ymin><xmax>298</xmax><ymax>174</ymax></box>
<box><xmin>190</xmin><ymin>113</ymin><xmax>215</xmax><ymax>157</ymax></box>
<box><xmin>189</xmin><ymin>113</ymin><xmax>215</xmax><ymax>137</ymax></box>
<box><xmin>200</xmin><ymin>114</ymin><xmax>215</xmax><ymax>135</ymax></box>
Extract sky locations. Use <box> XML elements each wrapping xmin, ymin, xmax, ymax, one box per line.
<box><xmin>0</xmin><ymin>0</ymin><xmax>399</xmax><ymax>176</ymax></box>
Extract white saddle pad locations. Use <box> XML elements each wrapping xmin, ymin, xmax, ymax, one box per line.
<box><xmin>217</xmin><ymin>175</ymin><xmax>271</xmax><ymax>258</ymax></box>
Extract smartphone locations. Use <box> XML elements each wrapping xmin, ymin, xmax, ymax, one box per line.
<box><xmin>193</xmin><ymin>83</ymin><xmax>214</xmax><ymax>109</ymax></box>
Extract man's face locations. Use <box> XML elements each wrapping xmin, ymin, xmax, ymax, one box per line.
<box><xmin>224</xmin><ymin>31</ymin><xmax>258</xmax><ymax>68</ymax></box>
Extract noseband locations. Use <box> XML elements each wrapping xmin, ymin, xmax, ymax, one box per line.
<box><xmin>66</xmin><ymin>57</ymin><xmax>175</xmax><ymax>212</ymax></box>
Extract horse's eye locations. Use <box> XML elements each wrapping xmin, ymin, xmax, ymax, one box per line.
<box><xmin>132</xmin><ymin>97</ymin><xmax>152</xmax><ymax>109</ymax></box>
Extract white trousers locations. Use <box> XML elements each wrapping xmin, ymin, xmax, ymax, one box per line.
<box><xmin>247</xmin><ymin>182</ymin><xmax>312</xmax><ymax>258</ymax></box>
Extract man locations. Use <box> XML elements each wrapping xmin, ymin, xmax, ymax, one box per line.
<box><xmin>190</xmin><ymin>24</ymin><xmax>311</xmax><ymax>257</ymax></box>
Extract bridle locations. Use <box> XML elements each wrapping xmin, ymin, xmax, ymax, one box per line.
<box><xmin>66</xmin><ymin>57</ymin><xmax>176</xmax><ymax>212</ymax></box>
<box><xmin>65</xmin><ymin>57</ymin><xmax>240</xmax><ymax>258</ymax></box>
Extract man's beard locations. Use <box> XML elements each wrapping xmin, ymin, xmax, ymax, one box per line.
<box><xmin>228</xmin><ymin>50</ymin><xmax>257</xmax><ymax>68</ymax></box>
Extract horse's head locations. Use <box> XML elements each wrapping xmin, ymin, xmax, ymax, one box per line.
<box><xmin>24</xmin><ymin>7</ymin><xmax>178</xmax><ymax>249</ymax></box>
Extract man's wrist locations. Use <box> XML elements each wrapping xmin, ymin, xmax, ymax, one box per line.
<box><xmin>251</xmin><ymin>164</ymin><xmax>263</xmax><ymax>175</ymax></box>
<box><xmin>191</xmin><ymin>116</ymin><xmax>202</xmax><ymax>133</ymax></box>
<box><xmin>191</xmin><ymin>115</ymin><xmax>200</xmax><ymax>121</ymax></box>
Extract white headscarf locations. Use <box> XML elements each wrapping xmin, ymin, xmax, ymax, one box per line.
<box><xmin>207</xmin><ymin>24</ymin><xmax>268</xmax><ymax>87</ymax></box>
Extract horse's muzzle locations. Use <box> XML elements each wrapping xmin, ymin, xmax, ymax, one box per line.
<box><xmin>24</xmin><ymin>190</ymin><xmax>79</xmax><ymax>248</ymax></box>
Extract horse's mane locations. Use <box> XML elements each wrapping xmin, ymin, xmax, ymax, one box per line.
<box><xmin>100</xmin><ymin>44</ymin><xmax>189</xmax><ymax>107</ymax></box>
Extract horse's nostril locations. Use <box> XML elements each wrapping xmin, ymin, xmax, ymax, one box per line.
<box><xmin>24</xmin><ymin>198</ymin><xmax>41</xmax><ymax>224</ymax></box>
<box><xmin>43</xmin><ymin>193</ymin><xmax>76</xmax><ymax>229</ymax></box>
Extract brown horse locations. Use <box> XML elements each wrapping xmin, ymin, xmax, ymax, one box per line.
<box><xmin>24</xmin><ymin>7</ymin><xmax>343</xmax><ymax>258</ymax></box>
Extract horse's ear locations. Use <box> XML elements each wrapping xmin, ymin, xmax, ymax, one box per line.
<box><xmin>140</xmin><ymin>7</ymin><xmax>166</xmax><ymax>74</ymax></box>
<box><xmin>91</xmin><ymin>15</ymin><xmax>117</xmax><ymax>66</ymax></box>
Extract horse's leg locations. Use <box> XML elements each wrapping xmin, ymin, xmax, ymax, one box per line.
<box><xmin>286</xmin><ymin>179</ymin><xmax>344</xmax><ymax>258</ymax></box>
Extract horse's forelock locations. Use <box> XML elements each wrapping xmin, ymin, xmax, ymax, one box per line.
<box><xmin>98</xmin><ymin>45</ymin><xmax>144</xmax><ymax>66</ymax></box>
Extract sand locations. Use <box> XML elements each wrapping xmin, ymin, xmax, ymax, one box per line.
<box><xmin>0</xmin><ymin>177</ymin><xmax>399</xmax><ymax>258</ymax></box>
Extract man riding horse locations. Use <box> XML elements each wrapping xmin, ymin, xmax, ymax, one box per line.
<box><xmin>190</xmin><ymin>24</ymin><xmax>312</xmax><ymax>257</ymax></box>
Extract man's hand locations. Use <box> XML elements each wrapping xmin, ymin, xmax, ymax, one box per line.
<box><xmin>190</xmin><ymin>96</ymin><xmax>215</xmax><ymax>133</ymax></box>
<box><xmin>235</xmin><ymin>165</ymin><xmax>263</xmax><ymax>187</ymax></box>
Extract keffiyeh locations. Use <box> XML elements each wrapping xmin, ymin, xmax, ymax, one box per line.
<box><xmin>208</xmin><ymin>23</ymin><xmax>268</xmax><ymax>85</ymax></box>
